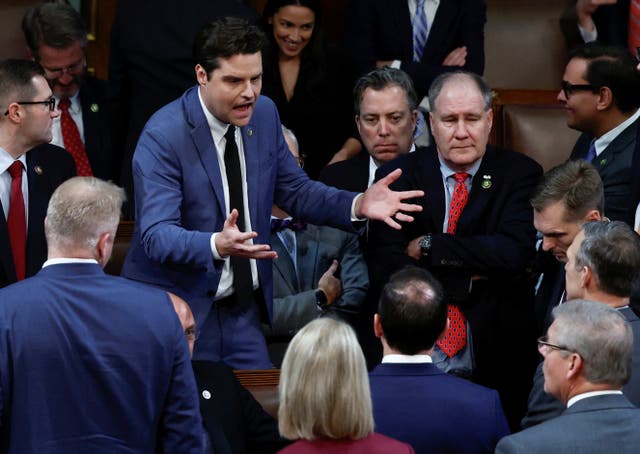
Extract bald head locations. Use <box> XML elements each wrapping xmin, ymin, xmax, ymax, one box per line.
<box><xmin>169</xmin><ymin>293</ymin><xmax>196</xmax><ymax>356</ymax></box>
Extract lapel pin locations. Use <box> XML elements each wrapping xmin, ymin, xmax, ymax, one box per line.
<box><xmin>90</xmin><ymin>103</ymin><xmax>99</xmax><ymax>113</ymax></box>
<box><xmin>34</xmin><ymin>165</ymin><xmax>43</xmax><ymax>175</ymax></box>
<box><xmin>599</xmin><ymin>158</ymin><xmax>607</xmax><ymax>167</ymax></box>
<box><xmin>247</xmin><ymin>128</ymin><xmax>253</xmax><ymax>137</ymax></box>
<box><xmin>202</xmin><ymin>390</ymin><xmax>212</xmax><ymax>399</ymax></box>
<box><xmin>481</xmin><ymin>174</ymin><xmax>492</xmax><ymax>189</ymax></box>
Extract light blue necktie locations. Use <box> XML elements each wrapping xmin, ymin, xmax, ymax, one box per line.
<box><xmin>412</xmin><ymin>0</ymin><xmax>429</xmax><ymax>62</ymax></box>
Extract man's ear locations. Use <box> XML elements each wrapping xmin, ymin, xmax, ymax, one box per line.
<box><xmin>96</xmin><ymin>232</ymin><xmax>113</xmax><ymax>268</ymax></box>
<box><xmin>596</xmin><ymin>86</ymin><xmax>613</xmax><ymax>111</ymax></box>
<box><xmin>195</xmin><ymin>64</ymin><xmax>208</xmax><ymax>86</ymax></box>
<box><xmin>566</xmin><ymin>352</ymin><xmax>583</xmax><ymax>380</ymax></box>
<box><xmin>373</xmin><ymin>313</ymin><xmax>384</xmax><ymax>339</ymax></box>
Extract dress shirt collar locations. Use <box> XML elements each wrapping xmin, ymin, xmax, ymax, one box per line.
<box><xmin>367</xmin><ymin>143</ymin><xmax>416</xmax><ymax>188</ymax></box>
<box><xmin>43</xmin><ymin>258</ymin><xmax>99</xmax><ymax>268</ymax></box>
<box><xmin>382</xmin><ymin>353</ymin><xmax>433</xmax><ymax>364</ymax></box>
<box><xmin>438</xmin><ymin>154</ymin><xmax>482</xmax><ymax>180</ymax></box>
<box><xmin>55</xmin><ymin>91</ymin><xmax>81</xmax><ymax>114</ymax></box>
<box><xmin>0</xmin><ymin>147</ymin><xmax>27</xmax><ymax>172</ymax></box>
<box><xmin>593</xmin><ymin>108</ymin><xmax>640</xmax><ymax>156</ymax></box>
<box><xmin>566</xmin><ymin>390</ymin><xmax>622</xmax><ymax>408</ymax></box>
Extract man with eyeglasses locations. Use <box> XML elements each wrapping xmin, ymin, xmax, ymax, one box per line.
<box><xmin>523</xmin><ymin>220</ymin><xmax>640</xmax><ymax>429</ymax></box>
<box><xmin>559</xmin><ymin>42</ymin><xmax>640</xmax><ymax>223</ymax></box>
<box><xmin>0</xmin><ymin>59</ymin><xmax>76</xmax><ymax>289</ymax></box>
<box><xmin>22</xmin><ymin>2</ymin><xmax>116</xmax><ymax>181</ymax></box>
<box><xmin>497</xmin><ymin>300</ymin><xmax>640</xmax><ymax>454</ymax></box>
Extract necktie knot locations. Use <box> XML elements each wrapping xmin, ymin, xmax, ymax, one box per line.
<box><xmin>58</xmin><ymin>98</ymin><xmax>70</xmax><ymax>112</ymax></box>
<box><xmin>8</xmin><ymin>161</ymin><xmax>23</xmax><ymax>179</ymax></box>
<box><xmin>224</xmin><ymin>125</ymin><xmax>236</xmax><ymax>142</ymax></box>
<box><xmin>271</xmin><ymin>218</ymin><xmax>307</xmax><ymax>233</ymax></box>
<box><xmin>454</xmin><ymin>172</ymin><xmax>469</xmax><ymax>184</ymax></box>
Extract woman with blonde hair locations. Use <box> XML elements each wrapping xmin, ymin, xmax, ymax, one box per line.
<box><xmin>278</xmin><ymin>318</ymin><xmax>413</xmax><ymax>453</ymax></box>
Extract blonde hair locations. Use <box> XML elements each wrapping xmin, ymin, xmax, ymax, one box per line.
<box><xmin>278</xmin><ymin>317</ymin><xmax>374</xmax><ymax>440</ymax></box>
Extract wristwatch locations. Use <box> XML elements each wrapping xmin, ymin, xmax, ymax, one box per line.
<box><xmin>315</xmin><ymin>289</ymin><xmax>329</xmax><ymax>310</ymax></box>
<box><xmin>419</xmin><ymin>234</ymin><xmax>432</xmax><ymax>258</ymax></box>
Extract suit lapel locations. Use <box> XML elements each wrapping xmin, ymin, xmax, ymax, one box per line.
<box><xmin>395</xmin><ymin>0</ymin><xmax>414</xmax><ymax>57</ymax></box>
<box><xmin>79</xmin><ymin>82</ymin><xmax>97</xmax><ymax>166</ymax></box>
<box><xmin>25</xmin><ymin>153</ymin><xmax>48</xmax><ymax>276</ymax></box>
<box><xmin>593</xmin><ymin>118</ymin><xmax>638</xmax><ymax>176</ymax></box>
<box><xmin>186</xmin><ymin>89</ymin><xmax>226</xmax><ymax>218</ymax></box>
<box><xmin>416</xmin><ymin>149</ymin><xmax>446</xmax><ymax>230</ymax></box>
<box><xmin>241</xmin><ymin>123</ymin><xmax>259</xmax><ymax>228</ymax></box>
<box><xmin>456</xmin><ymin>148</ymin><xmax>499</xmax><ymax>235</ymax></box>
<box><xmin>296</xmin><ymin>227</ymin><xmax>319</xmax><ymax>290</ymax></box>
<box><xmin>0</xmin><ymin>198</ymin><xmax>15</xmax><ymax>282</ymax></box>
<box><xmin>427</xmin><ymin>0</ymin><xmax>456</xmax><ymax>48</ymax></box>
<box><xmin>272</xmin><ymin>234</ymin><xmax>299</xmax><ymax>293</ymax></box>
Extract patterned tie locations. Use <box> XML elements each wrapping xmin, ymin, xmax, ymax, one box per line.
<box><xmin>224</xmin><ymin>126</ymin><xmax>253</xmax><ymax>310</ymax></box>
<box><xmin>412</xmin><ymin>0</ymin><xmax>429</xmax><ymax>62</ymax></box>
<box><xmin>437</xmin><ymin>172</ymin><xmax>469</xmax><ymax>357</ymax></box>
<box><xmin>7</xmin><ymin>161</ymin><xmax>26</xmax><ymax>281</ymax></box>
<box><xmin>629</xmin><ymin>0</ymin><xmax>640</xmax><ymax>55</ymax></box>
<box><xmin>58</xmin><ymin>98</ymin><xmax>93</xmax><ymax>176</ymax></box>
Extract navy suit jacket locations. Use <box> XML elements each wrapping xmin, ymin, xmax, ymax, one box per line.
<box><xmin>522</xmin><ymin>306</ymin><xmax>640</xmax><ymax>429</ymax></box>
<box><xmin>121</xmin><ymin>87</ymin><xmax>358</xmax><ymax>329</ymax></box>
<box><xmin>368</xmin><ymin>146</ymin><xmax>542</xmax><ymax>427</ymax></box>
<box><xmin>319</xmin><ymin>146</ymin><xmax>371</xmax><ymax>193</ymax></box>
<box><xmin>0</xmin><ymin>144</ymin><xmax>75</xmax><ymax>288</ymax></box>
<box><xmin>345</xmin><ymin>0</ymin><xmax>485</xmax><ymax>96</ymax></box>
<box><xmin>370</xmin><ymin>362</ymin><xmax>509</xmax><ymax>453</ymax></box>
<box><xmin>80</xmin><ymin>76</ymin><xmax>117</xmax><ymax>181</ymax></box>
<box><xmin>0</xmin><ymin>263</ymin><xmax>203</xmax><ymax>453</ymax></box>
<box><xmin>499</xmin><ymin>394</ymin><xmax>640</xmax><ymax>454</ymax></box>
<box><xmin>569</xmin><ymin>117</ymin><xmax>639</xmax><ymax>222</ymax></box>
<box><xmin>532</xmin><ymin>251</ymin><xmax>566</xmax><ymax>336</ymax></box>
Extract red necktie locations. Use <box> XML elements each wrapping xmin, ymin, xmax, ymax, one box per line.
<box><xmin>58</xmin><ymin>98</ymin><xmax>93</xmax><ymax>176</ymax></box>
<box><xmin>630</xmin><ymin>0</ymin><xmax>640</xmax><ymax>54</ymax></box>
<box><xmin>437</xmin><ymin>172</ymin><xmax>469</xmax><ymax>357</ymax></box>
<box><xmin>7</xmin><ymin>161</ymin><xmax>26</xmax><ymax>281</ymax></box>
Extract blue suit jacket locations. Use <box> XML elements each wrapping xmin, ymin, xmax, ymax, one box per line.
<box><xmin>0</xmin><ymin>263</ymin><xmax>203</xmax><ymax>453</ymax></box>
<box><xmin>498</xmin><ymin>394</ymin><xmax>640</xmax><ymax>454</ymax></box>
<box><xmin>121</xmin><ymin>87</ymin><xmax>358</xmax><ymax>326</ymax></box>
<box><xmin>370</xmin><ymin>362</ymin><xmax>509</xmax><ymax>453</ymax></box>
<box><xmin>0</xmin><ymin>144</ymin><xmax>75</xmax><ymax>288</ymax></box>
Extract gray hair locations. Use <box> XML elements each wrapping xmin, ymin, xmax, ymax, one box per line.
<box><xmin>428</xmin><ymin>71</ymin><xmax>493</xmax><ymax>112</ymax></box>
<box><xmin>278</xmin><ymin>317</ymin><xmax>374</xmax><ymax>440</ymax></box>
<box><xmin>576</xmin><ymin>221</ymin><xmax>640</xmax><ymax>297</ymax></box>
<box><xmin>45</xmin><ymin>177</ymin><xmax>125</xmax><ymax>251</ymax></box>
<box><xmin>552</xmin><ymin>299</ymin><xmax>632</xmax><ymax>387</ymax></box>
<box><xmin>281</xmin><ymin>125</ymin><xmax>299</xmax><ymax>154</ymax></box>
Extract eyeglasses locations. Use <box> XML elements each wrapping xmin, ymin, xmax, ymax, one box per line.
<box><xmin>4</xmin><ymin>97</ymin><xmax>56</xmax><ymax>116</ymax></box>
<box><xmin>185</xmin><ymin>326</ymin><xmax>200</xmax><ymax>342</ymax></box>
<box><xmin>561</xmin><ymin>80</ymin><xmax>597</xmax><ymax>98</ymax></box>
<box><xmin>537</xmin><ymin>335</ymin><xmax>575</xmax><ymax>354</ymax></box>
<box><xmin>41</xmin><ymin>58</ymin><xmax>86</xmax><ymax>79</ymax></box>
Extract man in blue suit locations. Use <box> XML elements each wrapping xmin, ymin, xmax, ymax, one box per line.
<box><xmin>497</xmin><ymin>300</ymin><xmax>640</xmax><ymax>454</ymax></box>
<box><xmin>121</xmin><ymin>17</ymin><xmax>423</xmax><ymax>369</ymax></box>
<box><xmin>369</xmin><ymin>266</ymin><xmax>510</xmax><ymax>453</ymax></box>
<box><xmin>0</xmin><ymin>177</ymin><xmax>203</xmax><ymax>453</ymax></box>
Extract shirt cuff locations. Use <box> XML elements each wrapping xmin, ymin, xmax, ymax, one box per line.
<box><xmin>350</xmin><ymin>194</ymin><xmax>366</xmax><ymax>221</ymax></box>
<box><xmin>210</xmin><ymin>233</ymin><xmax>223</xmax><ymax>260</ymax></box>
<box><xmin>579</xmin><ymin>24</ymin><xmax>597</xmax><ymax>43</ymax></box>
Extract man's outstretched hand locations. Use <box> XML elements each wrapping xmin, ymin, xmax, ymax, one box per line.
<box><xmin>355</xmin><ymin>168</ymin><xmax>424</xmax><ymax>229</ymax></box>
<box><xmin>215</xmin><ymin>209</ymin><xmax>278</xmax><ymax>259</ymax></box>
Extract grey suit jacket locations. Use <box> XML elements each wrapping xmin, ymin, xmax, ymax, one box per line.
<box><xmin>498</xmin><ymin>394</ymin><xmax>640</xmax><ymax>454</ymax></box>
<box><xmin>570</xmin><ymin>116</ymin><xmax>639</xmax><ymax>222</ymax></box>
<box><xmin>267</xmin><ymin>223</ymin><xmax>368</xmax><ymax>338</ymax></box>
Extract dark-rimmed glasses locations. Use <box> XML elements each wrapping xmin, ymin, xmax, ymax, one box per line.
<box><xmin>537</xmin><ymin>335</ymin><xmax>575</xmax><ymax>354</ymax></box>
<box><xmin>41</xmin><ymin>58</ymin><xmax>86</xmax><ymax>79</ymax></box>
<box><xmin>561</xmin><ymin>80</ymin><xmax>597</xmax><ymax>98</ymax></box>
<box><xmin>4</xmin><ymin>97</ymin><xmax>56</xmax><ymax>116</ymax></box>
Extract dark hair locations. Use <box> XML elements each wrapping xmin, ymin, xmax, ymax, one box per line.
<box><xmin>569</xmin><ymin>43</ymin><xmax>640</xmax><ymax>113</ymax></box>
<box><xmin>353</xmin><ymin>67</ymin><xmax>418</xmax><ymax>115</ymax></box>
<box><xmin>576</xmin><ymin>221</ymin><xmax>640</xmax><ymax>298</ymax></box>
<box><xmin>193</xmin><ymin>17</ymin><xmax>266</xmax><ymax>76</ymax></box>
<box><xmin>0</xmin><ymin>59</ymin><xmax>45</xmax><ymax>111</ymax></box>
<box><xmin>378</xmin><ymin>266</ymin><xmax>446</xmax><ymax>355</ymax></box>
<box><xmin>22</xmin><ymin>3</ymin><xmax>87</xmax><ymax>60</ymax></box>
<box><xmin>428</xmin><ymin>71</ymin><xmax>493</xmax><ymax>112</ymax></box>
<box><xmin>530</xmin><ymin>160</ymin><xmax>604</xmax><ymax>221</ymax></box>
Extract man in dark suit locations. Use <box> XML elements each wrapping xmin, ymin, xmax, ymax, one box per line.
<box><xmin>368</xmin><ymin>71</ymin><xmax>543</xmax><ymax>429</ymax></box>
<box><xmin>170</xmin><ymin>295</ymin><xmax>287</xmax><ymax>454</ymax></box>
<box><xmin>560</xmin><ymin>43</ymin><xmax>640</xmax><ymax>222</ymax></box>
<box><xmin>560</xmin><ymin>0</ymin><xmax>632</xmax><ymax>50</ymax></box>
<box><xmin>523</xmin><ymin>221</ymin><xmax>640</xmax><ymax>428</ymax></box>
<box><xmin>344</xmin><ymin>0</ymin><xmax>485</xmax><ymax>98</ymax></box>
<box><xmin>109</xmin><ymin>0</ymin><xmax>258</xmax><ymax>217</ymax></box>
<box><xmin>530</xmin><ymin>160</ymin><xmax>604</xmax><ymax>336</ymax></box>
<box><xmin>121</xmin><ymin>18</ymin><xmax>424</xmax><ymax>369</ymax></box>
<box><xmin>0</xmin><ymin>59</ymin><xmax>76</xmax><ymax>289</ymax></box>
<box><xmin>370</xmin><ymin>266</ymin><xmax>509</xmax><ymax>453</ymax></box>
<box><xmin>320</xmin><ymin>67</ymin><xmax>419</xmax><ymax>193</ymax></box>
<box><xmin>498</xmin><ymin>300</ymin><xmax>640</xmax><ymax>453</ymax></box>
<box><xmin>0</xmin><ymin>176</ymin><xmax>203</xmax><ymax>453</ymax></box>
<box><xmin>22</xmin><ymin>3</ymin><xmax>115</xmax><ymax>181</ymax></box>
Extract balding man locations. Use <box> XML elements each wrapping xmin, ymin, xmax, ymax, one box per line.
<box><xmin>0</xmin><ymin>177</ymin><xmax>202</xmax><ymax>452</ymax></box>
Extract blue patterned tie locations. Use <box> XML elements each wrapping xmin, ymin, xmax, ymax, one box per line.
<box><xmin>412</xmin><ymin>0</ymin><xmax>429</xmax><ymax>62</ymax></box>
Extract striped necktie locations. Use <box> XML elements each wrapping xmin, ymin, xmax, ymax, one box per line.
<box><xmin>412</xmin><ymin>0</ymin><xmax>429</xmax><ymax>62</ymax></box>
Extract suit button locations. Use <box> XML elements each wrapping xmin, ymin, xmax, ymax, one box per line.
<box><xmin>202</xmin><ymin>390</ymin><xmax>212</xmax><ymax>399</ymax></box>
